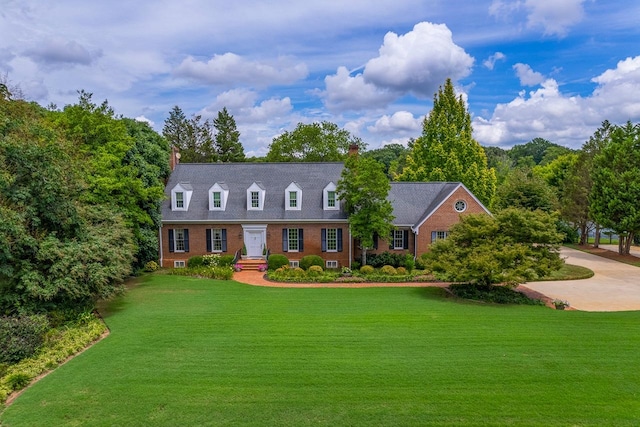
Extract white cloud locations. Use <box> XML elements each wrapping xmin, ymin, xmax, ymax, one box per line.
<box><xmin>203</xmin><ymin>89</ymin><xmax>293</xmax><ymax>124</ymax></box>
<box><xmin>368</xmin><ymin>111</ymin><xmax>422</xmax><ymax>134</ymax></box>
<box><xmin>320</xmin><ymin>66</ymin><xmax>399</xmax><ymax>111</ymax></box>
<box><xmin>489</xmin><ymin>0</ymin><xmax>586</xmax><ymax>37</ymax></box>
<box><xmin>483</xmin><ymin>52</ymin><xmax>506</xmax><ymax>70</ymax></box>
<box><xmin>473</xmin><ymin>56</ymin><xmax>640</xmax><ymax>148</ymax></box>
<box><xmin>25</xmin><ymin>38</ymin><xmax>100</xmax><ymax>66</ymax></box>
<box><xmin>363</xmin><ymin>22</ymin><xmax>474</xmax><ymax>97</ymax></box>
<box><xmin>135</xmin><ymin>115</ymin><xmax>155</xmax><ymax>126</ymax></box>
<box><xmin>513</xmin><ymin>63</ymin><xmax>545</xmax><ymax>86</ymax></box>
<box><xmin>174</xmin><ymin>53</ymin><xmax>308</xmax><ymax>86</ymax></box>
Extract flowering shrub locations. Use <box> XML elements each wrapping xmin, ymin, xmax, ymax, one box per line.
<box><xmin>233</xmin><ymin>263</ymin><xmax>243</xmax><ymax>272</ymax></box>
<box><xmin>258</xmin><ymin>264</ymin><xmax>268</xmax><ymax>272</ymax></box>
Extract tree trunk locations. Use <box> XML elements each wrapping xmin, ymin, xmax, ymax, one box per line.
<box><xmin>619</xmin><ymin>232</ymin><xmax>633</xmax><ymax>255</ymax></box>
<box><xmin>579</xmin><ymin>223</ymin><xmax>588</xmax><ymax>245</ymax></box>
<box><xmin>593</xmin><ymin>224</ymin><xmax>601</xmax><ymax>248</ymax></box>
<box><xmin>361</xmin><ymin>248</ymin><xmax>367</xmax><ymax>266</ymax></box>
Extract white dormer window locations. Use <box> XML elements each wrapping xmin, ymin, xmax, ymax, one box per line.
<box><xmin>285</xmin><ymin>182</ymin><xmax>302</xmax><ymax>211</ymax></box>
<box><xmin>323</xmin><ymin>182</ymin><xmax>339</xmax><ymax>210</ymax></box>
<box><xmin>171</xmin><ymin>182</ymin><xmax>193</xmax><ymax>211</ymax></box>
<box><xmin>247</xmin><ymin>182</ymin><xmax>265</xmax><ymax>211</ymax></box>
<box><xmin>209</xmin><ymin>183</ymin><xmax>229</xmax><ymax>211</ymax></box>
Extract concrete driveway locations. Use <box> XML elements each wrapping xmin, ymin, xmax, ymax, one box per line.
<box><xmin>524</xmin><ymin>246</ymin><xmax>640</xmax><ymax>312</ymax></box>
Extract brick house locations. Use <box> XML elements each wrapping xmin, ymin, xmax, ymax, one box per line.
<box><xmin>159</xmin><ymin>158</ymin><xmax>490</xmax><ymax>269</ymax></box>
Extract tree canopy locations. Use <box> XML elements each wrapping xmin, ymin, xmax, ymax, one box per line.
<box><xmin>337</xmin><ymin>154</ymin><xmax>394</xmax><ymax>265</ymax></box>
<box><xmin>213</xmin><ymin>107</ymin><xmax>245</xmax><ymax>162</ymax></box>
<box><xmin>398</xmin><ymin>79</ymin><xmax>496</xmax><ymax>206</ymax></box>
<box><xmin>266</xmin><ymin>121</ymin><xmax>366</xmax><ymax>162</ymax></box>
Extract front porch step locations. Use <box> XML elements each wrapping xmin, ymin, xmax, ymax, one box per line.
<box><xmin>236</xmin><ymin>258</ymin><xmax>267</xmax><ymax>271</ymax></box>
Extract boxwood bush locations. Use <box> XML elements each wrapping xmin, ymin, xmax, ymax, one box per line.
<box><xmin>300</xmin><ymin>255</ymin><xmax>324</xmax><ymax>271</ymax></box>
<box><xmin>0</xmin><ymin>315</ymin><xmax>50</xmax><ymax>364</ymax></box>
<box><xmin>268</xmin><ymin>254</ymin><xmax>289</xmax><ymax>270</ymax></box>
<box><xmin>187</xmin><ymin>256</ymin><xmax>205</xmax><ymax>268</ymax></box>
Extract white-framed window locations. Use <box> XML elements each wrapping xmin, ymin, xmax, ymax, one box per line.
<box><xmin>326</xmin><ymin>228</ymin><xmax>337</xmax><ymax>252</ymax></box>
<box><xmin>326</xmin><ymin>260</ymin><xmax>338</xmax><ymax>269</ymax></box>
<box><xmin>174</xmin><ymin>229</ymin><xmax>186</xmax><ymax>252</ymax></box>
<box><xmin>285</xmin><ymin>182</ymin><xmax>302</xmax><ymax>211</ymax></box>
<box><xmin>454</xmin><ymin>200</ymin><xmax>467</xmax><ymax>212</ymax></box>
<box><xmin>211</xmin><ymin>229</ymin><xmax>223</xmax><ymax>251</ymax></box>
<box><xmin>288</xmin><ymin>228</ymin><xmax>299</xmax><ymax>252</ymax></box>
<box><xmin>175</xmin><ymin>192</ymin><xmax>184</xmax><ymax>208</ymax></box>
<box><xmin>174</xmin><ymin>260</ymin><xmax>186</xmax><ymax>268</ymax></box>
<box><xmin>209</xmin><ymin>183</ymin><xmax>229</xmax><ymax>211</ymax></box>
<box><xmin>289</xmin><ymin>260</ymin><xmax>300</xmax><ymax>268</ymax></box>
<box><xmin>393</xmin><ymin>230</ymin><xmax>405</xmax><ymax>250</ymax></box>
<box><xmin>431</xmin><ymin>231</ymin><xmax>449</xmax><ymax>243</ymax></box>
<box><xmin>323</xmin><ymin>182</ymin><xmax>339</xmax><ymax>210</ymax></box>
<box><xmin>247</xmin><ymin>182</ymin><xmax>265</xmax><ymax>211</ymax></box>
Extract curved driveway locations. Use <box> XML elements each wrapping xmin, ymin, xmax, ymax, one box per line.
<box><xmin>523</xmin><ymin>246</ymin><xmax>640</xmax><ymax>312</ymax></box>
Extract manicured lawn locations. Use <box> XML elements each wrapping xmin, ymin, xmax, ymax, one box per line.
<box><xmin>2</xmin><ymin>275</ymin><xmax>640</xmax><ymax>426</ymax></box>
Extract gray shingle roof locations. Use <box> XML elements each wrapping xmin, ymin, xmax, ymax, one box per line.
<box><xmin>161</xmin><ymin>162</ymin><xmax>472</xmax><ymax>227</ymax></box>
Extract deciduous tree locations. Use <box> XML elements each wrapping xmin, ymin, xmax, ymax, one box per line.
<box><xmin>398</xmin><ymin>79</ymin><xmax>496</xmax><ymax>206</ymax></box>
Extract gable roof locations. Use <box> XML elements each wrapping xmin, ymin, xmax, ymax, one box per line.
<box><xmin>162</xmin><ymin>162</ymin><xmax>347</xmax><ymax>223</ymax></box>
<box><xmin>388</xmin><ymin>182</ymin><xmax>462</xmax><ymax>226</ymax></box>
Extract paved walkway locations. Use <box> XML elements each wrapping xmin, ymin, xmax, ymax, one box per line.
<box><xmin>234</xmin><ymin>246</ymin><xmax>640</xmax><ymax>312</ymax></box>
<box><xmin>522</xmin><ymin>247</ymin><xmax>640</xmax><ymax>312</ymax></box>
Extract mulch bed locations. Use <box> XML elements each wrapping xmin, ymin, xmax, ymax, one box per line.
<box><xmin>574</xmin><ymin>244</ymin><xmax>640</xmax><ymax>265</ymax></box>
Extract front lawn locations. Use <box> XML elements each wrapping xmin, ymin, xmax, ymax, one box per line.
<box><xmin>2</xmin><ymin>275</ymin><xmax>639</xmax><ymax>426</ymax></box>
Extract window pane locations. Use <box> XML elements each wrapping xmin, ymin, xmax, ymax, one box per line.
<box><xmin>251</xmin><ymin>191</ymin><xmax>259</xmax><ymax>208</ymax></box>
<box><xmin>212</xmin><ymin>228</ymin><xmax>223</xmax><ymax>251</ymax></box>
<box><xmin>176</xmin><ymin>192</ymin><xmax>184</xmax><ymax>208</ymax></box>
<box><xmin>394</xmin><ymin>230</ymin><xmax>404</xmax><ymax>249</ymax></box>
<box><xmin>213</xmin><ymin>192</ymin><xmax>221</xmax><ymax>208</ymax></box>
<box><xmin>289</xmin><ymin>191</ymin><xmax>297</xmax><ymax>208</ymax></box>
<box><xmin>288</xmin><ymin>228</ymin><xmax>299</xmax><ymax>251</ymax></box>
<box><xmin>175</xmin><ymin>229</ymin><xmax>185</xmax><ymax>251</ymax></box>
<box><xmin>327</xmin><ymin>228</ymin><xmax>337</xmax><ymax>251</ymax></box>
<box><xmin>327</xmin><ymin>191</ymin><xmax>336</xmax><ymax>207</ymax></box>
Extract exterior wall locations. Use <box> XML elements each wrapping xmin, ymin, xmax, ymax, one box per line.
<box><xmin>353</xmin><ymin>227</ymin><xmax>415</xmax><ymax>263</ymax></box>
<box><xmin>161</xmin><ymin>222</ymin><xmax>349</xmax><ymax>269</ymax></box>
<box><xmin>415</xmin><ymin>186</ymin><xmax>488</xmax><ymax>256</ymax></box>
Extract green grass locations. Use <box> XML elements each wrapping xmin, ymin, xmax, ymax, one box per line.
<box><xmin>540</xmin><ymin>263</ymin><xmax>595</xmax><ymax>281</ymax></box>
<box><xmin>2</xmin><ymin>275</ymin><xmax>640</xmax><ymax>426</ymax></box>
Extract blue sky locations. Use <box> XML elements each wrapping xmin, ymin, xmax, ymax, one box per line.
<box><xmin>2</xmin><ymin>0</ymin><xmax>639</xmax><ymax>156</ymax></box>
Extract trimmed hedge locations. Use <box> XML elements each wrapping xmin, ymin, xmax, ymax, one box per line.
<box><xmin>268</xmin><ymin>254</ymin><xmax>289</xmax><ymax>270</ymax></box>
<box><xmin>300</xmin><ymin>255</ymin><xmax>324</xmax><ymax>271</ymax></box>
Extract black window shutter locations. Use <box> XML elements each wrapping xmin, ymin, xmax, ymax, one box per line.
<box><xmin>184</xmin><ymin>229</ymin><xmax>190</xmax><ymax>252</ymax></box>
<box><xmin>206</xmin><ymin>229</ymin><xmax>212</xmax><ymax>252</ymax></box>
<box><xmin>298</xmin><ymin>229</ymin><xmax>304</xmax><ymax>252</ymax></box>
<box><xmin>337</xmin><ymin>229</ymin><xmax>343</xmax><ymax>252</ymax></box>
<box><xmin>221</xmin><ymin>229</ymin><xmax>227</xmax><ymax>252</ymax></box>
<box><xmin>321</xmin><ymin>228</ymin><xmax>327</xmax><ymax>252</ymax></box>
<box><xmin>403</xmin><ymin>230</ymin><xmax>409</xmax><ymax>250</ymax></box>
<box><xmin>169</xmin><ymin>229</ymin><xmax>175</xmax><ymax>253</ymax></box>
<box><xmin>389</xmin><ymin>231</ymin><xmax>394</xmax><ymax>250</ymax></box>
<box><xmin>282</xmin><ymin>228</ymin><xmax>288</xmax><ymax>252</ymax></box>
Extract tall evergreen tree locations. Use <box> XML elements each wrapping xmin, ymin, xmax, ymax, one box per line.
<box><xmin>398</xmin><ymin>79</ymin><xmax>496</xmax><ymax>206</ymax></box>
<box><xmin>162</xmin><ymin>106</ymin><xmax>216</xmax><ymax>162</ymax></box>
<box><xmin>213</xmin><ymin>107</ymin><xmax>244</xmax><ymax>162</ymax></box>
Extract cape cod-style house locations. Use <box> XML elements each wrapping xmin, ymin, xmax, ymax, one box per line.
<box><xmin>159</xmin><ymin>151</ymin><xmax>490</xmax><ymax>269</ymax></box>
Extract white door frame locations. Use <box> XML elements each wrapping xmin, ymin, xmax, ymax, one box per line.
<box><xmin>242</xmin><ymin>224</ymin><xmax>267</xmax><ymax>258</ymax></box>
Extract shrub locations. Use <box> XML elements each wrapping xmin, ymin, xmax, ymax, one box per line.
<box><xmin>218</xmin><ymin>254</ymin><xmax>236</xmax><ymax>267</ymax></box>
<box><xmin>6</xmin><ymin>372</ymin><xmax>31</xmax><ymax>390</ymax></box>
<box><xmin>268</xmin><ymin>254</ymin><xmax>289</xmax><ymax>270</ymax></box>
<box><xmin>0</xmin><ymin>315</ymin><xmax>50</xmax><ymax>364</ymax></box>
<box><xmin>300</xmin><ymin>255</ymin><xmax>324</xmax><ymax>271</ymax></box>
<box><xmin>449</xmin><ymin>283</ymin><xmax>544</xmax><ymax>305</ymax></box>
<box><xmin>396</xmin><ymin>266</ymin><xmax>407</xmax><ymax>275</ymax></box>
<box><xmin>359</xmin><ymin>265</ymin><xmax>375</xmax><ymax>275</ymax></box>
<box><xmin>404</xmin><ymin>255</ymin><xmax>415</xmax><ymax>272</ymax></box>
<box><xmin>351</xmin><ymin>260</ymin><xmax>361</xmax><ymax>271</ymax></box>
<box><xmin>188</xmin><ymin>256</ymin><xmax>205</xmax><ymax>268</ymax></box>
<box><xmin>368</xmin><ymin>251</ymin><xmax>407</xmax><ymax>268</ymax></box>
<box><xmin>144</xmin><ymin>261</ymin><xmax>159</xmax><ymax>272</ymax></box>
<box><xmin>307</xmin><ymin>265</ymin><xmax>324</xmax><ymax>277</ymax></box>
<box><xmin>415</xmin><ymin>253</ymin><xmax>430</xmax><ymax>270</ymax></box>
<box><xmin>380</xmin><ymin>265</ymin><xmax>397</xmax><ymax>275</ymax></box>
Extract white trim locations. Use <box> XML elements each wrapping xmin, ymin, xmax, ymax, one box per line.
<box><xmin>285</xmin><ymin>182</ymin><xmax>302</xmax><ymax>211</ymax></box>
<box><xmin>174</xmin><ymin>260</ymin><xmax>186</xmax><ymax>268</ymax></box>
<box><xmin>323</xmin><ymin>182</ymin><xmax>339</xmax><ymax>210</ymax></box>
<box><xmin>247</xmin><ymin>182</ymin><xmax>265</xmax><ymax>211</ymax></box>
<box><xmin>209</xmin><ymin>183</ymin><xmax>229</xmax><ymax>211</ymax></box>
<box><xmin>171</xmin><ymin>182</ymin><xmax>193</xmax><ymax>211</ymax></box>
<box><xmin>242</xmin><ymin>224</ymin><xmax>267</xmax><ymax>259</ymax></box>
<box><xmin>326</xmin><ymin>260</ymin><xmax>338</xmax><ymax>269</ymax></box>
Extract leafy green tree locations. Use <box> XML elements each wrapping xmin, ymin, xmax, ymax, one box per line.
<box><xmin>163</xmin><ymin>105</ymin><xmax>216</xmax><ymax>162</ymax></box>
<box><xmin>337</xmin><ymin>155</ymin><xmax>395</xmax><ymax>266</ymax></box>
<box><xmin>266</xmin><ymin>121</ymin><xmax>365</xmax><ymax>162</ymax></box>
<box><xmin>590</xmin><ymin>121</ymin><xmax>640</xmax><ymax>254</ymax></box>
<box><xmin>362</xmin><ymin>143</ymin><xmax>409</xmax><ymax>178</ymax></box>
<box><xmin>399</xmin><ymin>79</ymin><xmax>496</xmax><ymax>206</ymax></box>
<box><xmin>213</xmin><ymin>107</ymin><xmax>244</xmax><ymax>162</ymax></box>
<box><xmin>426</xmin><ymin>209</ymin><xmax>564</xmax><ymax>286</ymax></box>
<box><xmin>508</xmin><ymin>138</ymin><xmax>569</xmax><ymax>165</ymax></box>
<box><xmin>495</xmin><ymin>167</ymin><xmax>558</xmax><ymax>212</ymax></box>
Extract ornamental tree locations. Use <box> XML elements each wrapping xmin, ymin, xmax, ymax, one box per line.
<box><xmin>337</xmin><ymin>154</ymin><xmax>394</xmax><ymax>266</ymax></box>
<box><xmin>426</xmin><ymin>208</ymin><xmax>564</xmax><ymax>287</ymax></box>
<box><xmin>398</xmin><ymin>78</ymin><xmax>496</xmax><ymax>206</ymax></box>
<box><xmin>590</xmin><ymin>121</ymin><xmax>640</xmax><ymax>255</ymax></box>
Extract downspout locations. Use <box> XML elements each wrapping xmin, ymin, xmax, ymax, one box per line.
<box><xmin>412</xmin><ymin>226</ymin><xmax>418</xmax><ymax>259</ymax></box>
<box><xmin>348</xmin><ymin>225</ymin><xmax>352</xmax><ymax>268</ymax></box>
<box><xmin>158</xmin><ymin>225</ymin><xmax>163</xmax><ymax>268</ymax></box>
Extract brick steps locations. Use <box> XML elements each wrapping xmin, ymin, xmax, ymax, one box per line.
<box><xmin>236</xmin><ymin>258</ymin><xmax>267</xmax><ymax>271</ymax></box>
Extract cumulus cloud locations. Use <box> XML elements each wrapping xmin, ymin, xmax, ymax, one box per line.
<box><xmin>25</xmin><ymin>38</ymin><xmax>101</xmax><ymax>66</ymax></box>
<box><xmin>203</xmin><ymin>88</ymin><xmax>292</xmax><ymax>124</ymax></box>
<box><xmin>368</xmin><ymin>111</ymin><xmax>422</xmax><ymax>134</ymax></box>
<box><xmin>483</xmin><ymin>52</ymin><xmax>506</xmax><ymax>70</ymax></box>
<box><xmin>473</xmin><ymin>56</ymin><xmax>640</xmax><ymax>148</ymax></box>
<box><xmin>513</xmin><ymin>63</ymin><xmax>545</xmax><ymax>86</ymax></box>
<box><xmin>174</xmin><ymin>53</ymin><xmax>308</xmax><ymax>86</ymax></box>
<box><xmin>489</xmin><ymin>0</ymin><xmax>586</xmax><ymax>37</ymax></box>
<box><xmin>135</xmin><ymin>115</ymin><xmax>155</xmax><ymax>126</ymax></box>
<box><xmin>321</xmin><ymin>66</ymin><xmax>399</xmax><ymax>111</ymax></box>
<box><xmin>320</xmin><ymin>22</ymin><xmax>474</xmax><ymax>112</ymax></box>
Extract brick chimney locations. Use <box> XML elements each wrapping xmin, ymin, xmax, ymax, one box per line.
<box><xmin>170</xmin><ymin>146</ymin><xmax>181</xmax><ymax>171</ymax></box>
<box><xmin>348</xmin><ymin>144</ymin><xmax>359</xmax><ymax>157</ymax></box>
